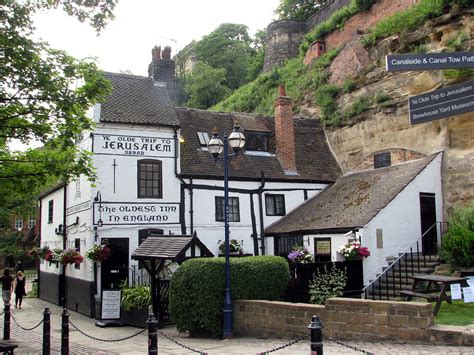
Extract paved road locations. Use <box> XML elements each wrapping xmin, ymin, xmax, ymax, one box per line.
<box><xmin>1</xmin><ymin>298</ymin><xmax>473</xmax><ymax>354</ymax></box>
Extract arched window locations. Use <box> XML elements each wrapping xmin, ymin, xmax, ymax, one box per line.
<box><xmin>137</xmin><ymin>159</ymin><xmax>162</xmax><ymax>198</ymax></box>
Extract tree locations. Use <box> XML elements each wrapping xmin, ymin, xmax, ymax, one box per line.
<box><xmin>184</xmin><ymin>62</ymin><xmax>230</xmax><ymax>109</ymax></box>
<box><xmin>246</xmin><ymin>29</ymin><xmax>267</xmax><ymax>82</ymax></box>
<box><xmin>276</xmin><ymin>0</ymin><xmax>330</xmax><ymax>20</ymax></box>
<box><xmin>194</xmin><ymin>23</ymin><xmax>255</xmax><ymax>91</ymax></box>
<box><xmin>0</xmin><ymin>0</ymin><xmax>116</xmax><ymax>225</ymax></box>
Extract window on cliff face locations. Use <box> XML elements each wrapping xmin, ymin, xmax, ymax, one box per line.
<box><xmin>374</xmin><ymin>152</ymin><xmax>391</xmax><ymax>169</ymax></box>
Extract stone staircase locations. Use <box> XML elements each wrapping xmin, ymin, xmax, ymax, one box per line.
<box><xmin>365</xmin><ymin>253</ymin><xmax>441</xmax><ymax>300</ymax></box>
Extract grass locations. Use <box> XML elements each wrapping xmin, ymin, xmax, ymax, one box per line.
<box><xmin>435</xmin><ymin>300</ymin><xmax>474</xmax><ymax>326</ymax></box>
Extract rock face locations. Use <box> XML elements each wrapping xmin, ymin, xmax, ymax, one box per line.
<box><xmin>316</xmin><ymin>9</ymin><xmax>474</xmax><ymax>210</ymax></box>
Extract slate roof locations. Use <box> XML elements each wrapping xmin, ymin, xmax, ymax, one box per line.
<box><xmin>100</xmin><ymin>72</ymin><xmax>179</xmax><ymax>127</ymax></box>
<box><xmin>131</xmin><ymin>235</ymin><xmax>213</xmax><ymax>261</ymax></box>
<box><xmin>265</xmin><ymin>154</ymin><xmax>440</xmax><ymax>235</ymax></box>
<box><xmin>176</xmin><ymin>107</ymin><xmax>341</xmax><ymax>182</ymax></box>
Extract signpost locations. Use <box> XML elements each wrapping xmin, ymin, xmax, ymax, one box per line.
<box><xmin>408</xmin><ymin>80</ymin><xmax>474</xmax><ymax>125</ymax></box>
<box><xmin>386</xmin><ymin>52</ymin><xmax>474</xmax><ymax>71</ymax></box>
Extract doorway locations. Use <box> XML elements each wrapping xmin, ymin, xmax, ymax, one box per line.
<box><xmin>419</xmin><ymin>193</ymin><xmax>437</xmax><ymax>255</ymax></box>
<box><xmin>101</xmin><ymin>238</ymin><xmax>129</xmax><ymax>289</ymax></box>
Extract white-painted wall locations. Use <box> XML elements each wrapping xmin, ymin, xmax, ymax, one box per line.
<box><xmin>361</xmin><ymin>154</ymin><xmax>443</xmax><ymax>284</ymax></box>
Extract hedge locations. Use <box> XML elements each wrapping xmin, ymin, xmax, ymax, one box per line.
<box><xmin>169</xmin><ymin>255</ymin><xmax>289</xmax><ymax>337</ymax></box>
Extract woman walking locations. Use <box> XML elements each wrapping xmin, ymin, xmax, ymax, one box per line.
<box><xmin>14</xmin><ymin>271</ymin><xmax>26</xmax><ymax>309</ymax></box>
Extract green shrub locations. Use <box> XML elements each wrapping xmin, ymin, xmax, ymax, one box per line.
<box><xmin>446</xmin><ymin>32</ymin><xmax>469</xmax><ymax>51</ymax></box>
<box><xmin>362</xmin><ymin>0</ymin><xmax>449</xmax><ymax>47</ymax></box>
<box><xmin>301</xmin><ymin>2</ymin><xmax>358</xmax><ymax>54</ymax></box>
<box><xmin>309</xmin><ymin>263</ymin><xmax>347</xmax><ymax>305</ymax></box>
<box><xmin>344</xmin><ymin>94</ymin><xmax>371</xmax><ymax>118</ymax></box>
<box><xmin>442</xmin><ymin>68</ymin><xmax>474</xmax><ymax>80</ymax></box>
<box><xmin>441</xmin><ymin>202</ymin><xmax>474</xmax><ymax>268</ymax></box>
<box><xmin>342</xmin><ymin>78</ymin><xmax>357</xmax><ymax>93</ymax></box>
<box><xmin>169</xmin><ymin>256</ymin><xmax>289</xmax><ymax>337</ymax></box>
<box><xmin>354</xmin><ymin>0</ymin><xmax>376</xmax><ymax>11</ymax></box>
<box><xmin>374</xmin><ymin>92</ymin><xmax>392</xmax><ymax>103</ymax></box>
<box><xmin>121</xmin><ymin>283</ymin><xmax>151</xmax><ymax>311</ymax></box>
<box><xmin>315</xmin><ymin>83</ymin><xmax>340</xmax><ymax>118</ymax></box>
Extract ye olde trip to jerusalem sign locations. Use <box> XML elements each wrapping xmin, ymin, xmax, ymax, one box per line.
<box><xmin>409</xmin><ymin>80</ymin><xmax>474</xmax><ymax>125</ymax></box>
<box><xmin>386</xmin><ymin>52</ymin><xmax>474</xmax><ymax>71</ymax></box>
<box><xmin>92</xmin><ymin>133</ymin><xmax>174</xmax><ymax>158</ymax></box>
<box><xmin>94</xmin><ymin>202</ymin><xmax>180</xmax><ymax>225</ymax></box>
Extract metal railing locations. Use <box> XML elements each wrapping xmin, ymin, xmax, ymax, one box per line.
<box><xmin>362</xmin><ymin>222</ymin><xmax>447</xmax><ymax>300</ymax></box>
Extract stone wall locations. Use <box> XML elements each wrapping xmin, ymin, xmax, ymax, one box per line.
<box><xmin>234</xmin><ymin>299</ymin><xmax>473</xmax><ymax>345</ymax></box>
<box><xmin>306</xmin><ymin>0</ymin><xmax>351</xmax><ymax>31</ymax></box>
<box><xmin>263</xmin><ymin>20</ymin><xmax>306</xmax><ymax>72</ymax></box>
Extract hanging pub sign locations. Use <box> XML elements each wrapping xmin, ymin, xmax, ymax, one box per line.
<box><xmin>92</xmin><ymin>133</ymin><xmax>175</xmax><ymax>158</ymax></box>
<box><xmin>94</xmin><ymin>202</ymin><xmax>180</xmax><ymax>225</ymax></box>
<box><xmin>408</xmin><ymin>80</ymin><xmax>474</xmax><ymax>125</ymax></box>
<box><xmin>386</xmin><ymin>52</ymin><xmax>474</xmax><ymax>72</ymax></box>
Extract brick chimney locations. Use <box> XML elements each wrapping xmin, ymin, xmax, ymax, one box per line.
<box><xmin>274</xmin><ymin>85</ymin><xmax>297</xmax><ymax>174</ymax></box>
<box><xmin>148</xmin><ymin>44</ymin><xmax>176</xmax><ymax>102</ymax></box>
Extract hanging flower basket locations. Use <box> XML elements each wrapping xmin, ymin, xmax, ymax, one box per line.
<box><xmin>288</xmin><ymin>245</ymin><xmax>313</xmax><ymax>264</ymax></box>
<box><xmin>85</xmin><ymin>244</ymin><xmax>111</xmax><ymax>262</ymax></box>
<box><xmin>36</xmin><ymin>245</ymin><xmax>51</xmax><ymax>260</ymax></box>
<box><xmin>219</xmin><ymin>239</ymin><xmax>242</xmax><ymax>255</ymax></box>
<box><xmin>337</xmin><ymin>242</ymin><xmax>371</xmax><ymax>261</ymax></box>
<box><xmin>58</xmin><ymin>249</ymin><xmax>84</xmax><ymax>265</ymax></box>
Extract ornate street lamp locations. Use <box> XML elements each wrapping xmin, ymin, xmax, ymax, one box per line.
<box><xmin>207</xmin><ymin>126</ymin><xmax>245</xmax><ymax>339</ymax></box>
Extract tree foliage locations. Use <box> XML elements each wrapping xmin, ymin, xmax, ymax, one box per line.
<box><xmin>0</xmin><ymin>0</ymin><xmax>115</xmax><ymax>225</ymax></box>
<box><xmin>182</xmin><ymin>24</ymin><xmax>264</xmax><ymax>109</ymax></box>
<box><xmin>184</xmin><ymin>62</ymin><xmax>230</xmax><ymax>109</ymax></box>
<box><xmin>276</xmin><ymin>0</ymin><xmax>330</xmax><ymax>20</ymax></box>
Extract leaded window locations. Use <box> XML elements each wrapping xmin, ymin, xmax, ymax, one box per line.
<box><xmin>215</xmin><ymin>196</ymin><xmax>240</xmax><ymax>222</ymax></box>
<box><xmin>138</xmin><ymin>159</ymin><xmax>162</xmax><ymax>198</ymax></box>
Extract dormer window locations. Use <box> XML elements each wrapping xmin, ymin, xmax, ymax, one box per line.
<box><xmin>374</xmin><ymin>152</ymin><xmax>391</xmax><ymax>169</ymax></box>
<box><xmin>245</xmin><ymin>132</ymin><xmax>269</xmax><ymax>152</ymax></box>
<box><xmin>197</xmin><ymin>132</ymin><xmax>210</xmax><ymax>147</ymax></box>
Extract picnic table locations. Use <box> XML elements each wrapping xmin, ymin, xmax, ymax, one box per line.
<box><xmin>399</xmin><ymin>274</ymin><xmax>468</xmax><ymax>316</ymax></box>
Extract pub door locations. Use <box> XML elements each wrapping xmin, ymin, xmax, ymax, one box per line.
<box><xmin>101</xmin><ymin>238</ymin><xmax>129</xmax><ymax>289</ymax></box>
<box><xmin>419</xmin><ymin>193</ymin><xmax>437</xmax><ymax>255</ymax></box>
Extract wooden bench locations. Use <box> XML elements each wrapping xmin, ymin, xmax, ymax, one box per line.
<box><xmin>0</xmin><ymin>341</ymin><xmax>18</xmax><ymax>354</ymax></box>
<box><xmin>398</xmin><ymin>290</ymin><xmax>439</xmax><ymax>302</ymax></box>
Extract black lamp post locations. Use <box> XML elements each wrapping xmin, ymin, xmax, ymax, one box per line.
<box><xmin>207</xmin><ymin>126</ymin><xmax>245</xmax><ymax>339</ymax></box>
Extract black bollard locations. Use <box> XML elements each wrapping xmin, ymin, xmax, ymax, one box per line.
<box><xmin>308</xmin><ymin>315</ymin><xmax>323</xmax><ymax>355</ymax></box>
<box><xmin>61</xmin><ymin>308</ymin><xmax>69</xmax><ymax>355</ymax></box>
<box><xmin>147</xmin><ymin>313</ymin><xmax>158</xmax><ymax>355</ymax></box>
<box><xmin>3</xmin><ymin>302</ymin><xmax>10</xmax><ymax>340</ymax></box>
<box><xmin>43</xmin><ymin>307</ymin><xmax>51</xmax><ymax>355</ymax></box>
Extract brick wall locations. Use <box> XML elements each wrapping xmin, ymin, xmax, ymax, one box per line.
<box><xmin>354</xmin><ymin>148</ymin><xmax>426</xmax><ymax>172</ymax></box>
<box><xmin>324</xmin><ymin>0</ymin><xmax>415</xmax><ymax>52</ymax></box>
<box><xmin>274</xmin><ymin>94</ymin><xmax>297</xmax><ymax>173</ymax></box>
<box><xmin>235</xmin><ymin>298</ymin><xmax>432</xmax><ymax>341</ymax></box>
<box><xmin>235</xmin><ymin>299</ymin><xmax>474</xmax><ymax>346</ymax></box>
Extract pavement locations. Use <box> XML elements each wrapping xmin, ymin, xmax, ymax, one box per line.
<box><xmin>1</xmin><ymin>297</ymin><xmax>474</xmax><ymax>354</ymax></box>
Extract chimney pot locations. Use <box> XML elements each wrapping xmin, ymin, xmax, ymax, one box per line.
<box><xmin>278</xmin><ymin>85</ymin><xmax>286</xmax><ymax>97</ymax></box>
<box><xmin>162</xmin><ymin>46</ymin><xmax>172</xmax><ymax>60</ymax></box>
<box><xmin>152</xmin><ymin>46</ymin><xmax>162</xmax><ymax>60</ymax></box>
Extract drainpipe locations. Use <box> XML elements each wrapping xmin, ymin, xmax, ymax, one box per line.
<box><xmin>189</xmin><ymin>178</ymin><xmax>194</xmax><ymax>235</ymax></box>
<box><xmin>257</xmin><ymin>171</ymin><xmax>266</xmax><ymax>255</ymax></box>
<box><xmin>249</xmin><ymin>193</ymin><xmax>259</xmax><ymax>255</ymax></box>
<box><xmin>174</xmin><ymin>129</ymin><xmax>191</xmax><ymax>234</ymax></box>
<box><xmin>37</xmin><ymin>199</ymin><xmax>42</xmax><ymax>297</ymax></box>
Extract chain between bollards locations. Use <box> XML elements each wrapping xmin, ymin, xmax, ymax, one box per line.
<box><xmin>43</xmin><ymin>307</ymin><xmax>51</xmax><ymax>355</ymax></box>
<box><xmin>147</xmin><ymin>313</ymin><xmax>158</xmax><ymax>355</ymax></box>
<box><xmin>3</xmin><ymin>302</ymin><xmax>10</xmax><ymax>340</ymax></box>
<box><xmin>308</xmin><ymin>315</ymin><xmax>323</xmax><ymax>355</ymax></box>
<box><xmin>61</xmin><ymin>308</ymin><xmax>69</xmax><ymax>355</ymax></box>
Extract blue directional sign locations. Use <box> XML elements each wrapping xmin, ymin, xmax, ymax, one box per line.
<box><xmin>409</xmin><ymin>80</ymin><xmax>474</xmax><ymax>125</ymax></box>
<box><xmin>387</xmin><ymin>52</ymin><xmax>474</xmax><ymax>71</ymax></box>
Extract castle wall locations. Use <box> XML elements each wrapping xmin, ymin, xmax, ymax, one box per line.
<box><xmin>306</xmin><ymin>0</ymin><xmax>351</xmax><ymax>31</ymax></box>
<box><xmin>263</xmin><ymin>20</ymin><xmax>306</xmax><ymax>72</ymax></box>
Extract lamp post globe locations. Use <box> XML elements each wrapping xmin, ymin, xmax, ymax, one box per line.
<box><xmin>207</xmin><ymin>126</ymin><xmax>245</xmax><ymax>339</ymax></box>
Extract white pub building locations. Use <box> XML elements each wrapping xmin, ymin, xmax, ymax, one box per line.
<box><xmin>38</xmin><ymin>50</ymin><xmax>341</xmax><ymax>316</ymax></box>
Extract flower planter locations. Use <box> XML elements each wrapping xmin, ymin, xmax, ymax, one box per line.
<box><xmin>120</xmin><ymin>306</ymin><xmax>149</xmax><ymax>328</ymax></box>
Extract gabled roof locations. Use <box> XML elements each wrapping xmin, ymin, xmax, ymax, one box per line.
<box><xmin>100</xmin><ymin>72</ymin><xmax>179</xmax><ymax>127</ymax></box>
<box><xmin>176</xmin><ymin>107</ymin><xmax>341</xmax><ymax>182</ymax></box>
<box><xmin>265</xmin><ymin>154</ymin><xmax>441</xmax><ymax>235</ymax></box>
<box><xmin>131</xmin><ymin>235</ymin><xmax>213</xmax><ymax>261</ymax></box>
